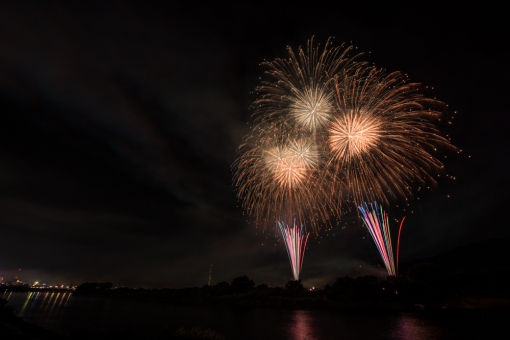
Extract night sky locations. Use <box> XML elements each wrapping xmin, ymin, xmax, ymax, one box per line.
<box><xmin>0</xmin><ymin>2</ymin><xmax>508</xmax><ymax>288</ymax></box>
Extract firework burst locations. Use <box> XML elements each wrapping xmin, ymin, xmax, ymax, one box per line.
<box><xmin>278</xmin><ymin>221</ymin><xmax>310</xmax><ymax>281</ymax></box>
<box><xmin>233</xmin><ymin>125</ymin><xmax>330</xmax><ymax>231</ymax></box>
<box><xmin>233</xmin><ymin>37</ymin><xmax>456</xmax><ymax>235</ymax></box>
<box><xmin>327</xmin><ymin>67</ymin><xmax>456</xmax><ymax>206</ymax></box>
<box><xmin>233</xmin><ymin>38</ymin><xmax>363</xmax><ymax>230</ymax></box>
<box><xmin>253</xmin><ymin>37</ymin><xmax>363</xmax><ymax>134</ymax></box>
<box><xmin>263</xmin><ymin>137</ymin><xmax>319</xmax><ymax>190</ymax></box>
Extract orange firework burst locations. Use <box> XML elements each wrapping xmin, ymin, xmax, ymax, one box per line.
<box><xmin>326</xmin><ymin>66</ymin><xmax>456</xmax><ymax>206</ymax></box>
<box><xmin>263</xmin><ymin>138</ymin><xmax>319</xmax><ymax>190</ymax></box>
<box><xmin>233</xmin><ymin>124</ymin><xmax>330</xmax><ymax>231</ymax></box>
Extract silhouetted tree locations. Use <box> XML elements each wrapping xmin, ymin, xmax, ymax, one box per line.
<box><xmin>75</xmin><ymin>282</ymin><xmax>98</xmax><ymax>293</ymax></box>
<box><xmin>285</xmin><ymin>280</ymin><xmax>305</xmax><ymax>292</ymax></box>
<box><xmin>407</xmin><ymin>263</ymin><xmax>446</xmax><ymax>285</ymax></box>
<box><xmin>231</xmin><ymin>275</ymin><xmax>255</xmax><ymax>292</ymax></box>
<box><xmin>355</xmin><ymin>275</ymin><xmax>378</xmax><ymax>285</ymax></box>
<box><xmin>75</xmin><ymin>282</ymin><xmax>113</xmax><ymax>293</ymax></box>
<box><xmin>97</xmin><ymin>282</ymin><xmax>112</xmax><ymax>289</ymax></box>
<box><xmin>406</xmin><ymin>263</ymin><xmax>450</xmax><ymax>303</ymax></box>
<box><xmin>216</xmin><ymin>281</ymin><xmax>229</xmax><ymax>288</ymax></box>
<box><xmin>331</xmin><ymin>276</ymin><xmax>354</xmax><ymax>290</ymax></box>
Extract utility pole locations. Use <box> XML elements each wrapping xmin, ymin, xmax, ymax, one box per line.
<box><xmin>208</xmin><ymin>264</ymin><xmax>213</xmax><ymax>286</ymax></box>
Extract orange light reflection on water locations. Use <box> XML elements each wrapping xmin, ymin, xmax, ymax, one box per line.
<box><xmin>392</xmin><ymin>314</ymin><xmax>437</xmax><ymax>340</ymax></box>
<box><xmin>290</xmin><ymin>310</ymin><xmax>317</xmax><ymax>340</ymax></box>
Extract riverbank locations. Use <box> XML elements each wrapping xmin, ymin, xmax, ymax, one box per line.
<box><xmin>71</xmin><ymin>271</ymin><xmax>510</xmax><ymax>312</ymax></box>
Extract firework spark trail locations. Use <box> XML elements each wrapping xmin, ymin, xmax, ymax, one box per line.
<box><xmin>396</xmin><ymin>216</ymin><xmax>406</xmax><ymax>275</ymax></box>
<box><xmin>358</xmin><ymin>202</ymin><xmax>405</xmax><ymax>276</ymax></box>
<box><xmin>278</xmin><ymin>221</ymin><xmax>310</xmax><ymax>281</ymax></box>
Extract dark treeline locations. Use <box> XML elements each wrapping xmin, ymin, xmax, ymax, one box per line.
<box><xmin>74</xmin><ymin>263</ymin><xmax>510</xmax><ymax>310</ymax></box>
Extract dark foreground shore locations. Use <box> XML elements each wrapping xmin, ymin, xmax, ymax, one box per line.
<box><xmin>0</xmin><ymin>315</ymin><xmax>67</xmax><ymax>339</ymax></box>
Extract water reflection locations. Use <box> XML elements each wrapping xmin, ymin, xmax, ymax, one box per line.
<box><xmin>48</xmin><ymin>292</ymin><xmax>62</xmax><ymax>319</ymax></box>
<box><xmin>2</xmin><ymin>290</ymin><xmax>73</xmax><ymax>324</ymax></box>
<box><xmin>1</xmin><ymin>292</ymin><xmax>506</xmax><ymax>339</ymax></box>
<box><xmin>41</xmin><ymin>292</ymin><xmax>55</xmax><ymax>316</ymax></box>
<box><xmin>392</xmin><ymin>313</ymin><xmax>437</xmax><ymax>340</ymax></box>
<box><xmin>19</xmin><ymin>291</ymin><xmax>35</xmax><ymax>316</ymax></box>
<box><xmin>290</xmin><ymin>310</ymin><xmax>317</xmax><ymax>340</ymax></box>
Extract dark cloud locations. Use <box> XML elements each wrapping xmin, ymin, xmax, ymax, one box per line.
<box><xmin>0</xmin><ymin>1</ymin><xmax>243</xmax><ymax>207</ymax></box>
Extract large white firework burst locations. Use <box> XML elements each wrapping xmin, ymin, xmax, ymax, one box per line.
<box><xmin>253</xmin><ymin>37</ymin><xmax>363</xmax><ymax>134</ymax></box>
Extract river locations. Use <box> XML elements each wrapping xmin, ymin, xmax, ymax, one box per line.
<box><xmin>2</xmin><ymin>291</ymin><xmax>510</xmax><ymax>339</ymax></box>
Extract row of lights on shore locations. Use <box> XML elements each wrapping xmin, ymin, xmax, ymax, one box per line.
<box><xmin>30</xmin><ymin>284</ymin><xmax>75</xmax><ymax>289</ymax></box>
